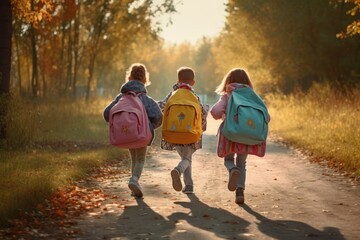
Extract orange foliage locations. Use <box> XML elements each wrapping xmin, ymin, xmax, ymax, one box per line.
<box><xmin>337</xmin><ymin>0</ymin><xmax>360</xmax><ymax>38</ymax></box>
<box><xmin>0</xmin><ymin>161</ymin><xmax>129</xmax><ymax>239</ymax></box>
<box><xmin>11</xmin><ymin>0</ymin><xmax>54</xmax><ymax>26</ymax></box>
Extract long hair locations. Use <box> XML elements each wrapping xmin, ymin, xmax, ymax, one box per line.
<box><xmin>215</xmin><ymin>68</ymin><xmax>253</xmax><ymax>95</ymax></box>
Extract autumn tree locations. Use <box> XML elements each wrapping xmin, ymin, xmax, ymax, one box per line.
<box><xmin>193</xmin><ymin>38</ymin><xmax>219</xmax><ymax>95</ymax></box>
<box><xmin>13</xmin><ymin>0</ymin><xmax>53</xmax><ymax>98</ymax></box>
<box><xmin>0</xmin><ymin>0</ymin><xmax>52</xmax><ymax>141</ymax></box>
<box><xmin>336</xmin><ymin>0</ymin><xmax>360</xmax><ymax>38</ymax></box>
<box><xmin>212</xmin><ymin>0</ymin><xmax>271</xmax><ymax>93</ymax></box>
<box><xmin>215</xmin><ymin>0</ymin><xmax>360</xmax><ymax>94</ymax></box>
<box><xmin>80</xmin><ymin>0</ymin><xmax>176</xmax><ymax>101</ymax></box>
<box><xmin>0</xmin><ymin>0</ymin><xmax>12</xmax><ymax>141</ymax></box>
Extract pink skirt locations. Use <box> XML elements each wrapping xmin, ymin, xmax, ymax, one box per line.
<box><xmin>217</xmin><ymin>123</ymin><xmax>266</xmax><ymax>158</ymax></box>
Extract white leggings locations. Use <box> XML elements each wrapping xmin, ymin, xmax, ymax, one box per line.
<box><xmin>128</xmin><ymin>147</ymin><xmax>147</xmax><ymax>181</ymax></box>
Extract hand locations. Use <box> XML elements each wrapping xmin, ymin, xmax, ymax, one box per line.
<box><xmin>203</xmin><ymin>104</ymin><xmax>210</xmax><ymax>112</ymax></box>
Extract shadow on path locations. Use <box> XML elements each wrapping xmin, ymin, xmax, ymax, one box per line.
<box><xmin>113</xmin><ymin>198</ymin><xmax>176</xmax><ymax>239</ymax></box>
<box><xmin>241</xmin><ymin>204</ymin><xmax>345</xmax><ymax>240</ymax></box>
<box><xmin>168</xmin><ymin>194</ymin><xmax>251</xmax><ymax>239</ymax></box>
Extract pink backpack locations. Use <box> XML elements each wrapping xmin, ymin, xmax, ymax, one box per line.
<box><xmin>109</xmin><ymin>91</ymin><xmax>152</xmax><ymax>149</ymax></box>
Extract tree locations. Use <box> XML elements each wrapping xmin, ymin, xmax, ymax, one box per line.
<box><xmin>193</xmin><ymin>38</ymin><xmax>219</xmax><ymax>95</ymax></box>
<box><xmin>215</xmin><ymin>0</ymin><xmax>360</xmax><ymax>94</ymax></box>
<box><xmin>8</xmin><ymin>0</ymin><xmax>176</xmax><ymax>101</ymax></box>
<box><xmin>212</xmin><ymin>0</ymin><xmax>271</xmax><ymax>92</ymax></box>
<box><xmin>0</xmin><ymin>0</ymin><xmax>52</xmax><ymax>141</ymax></box>
<box><xmin>0</xmin><ymin>0</ymin><xmax>12</xmax><ymax>140</ymax></box>
<box><xmin>79</xmin><ymin>0</ymin><xmax>176</xmax><ymax>100</ymax></box>
<box><xmin>336</xmin><ymin>0</ymin><xmax>360</xmax><ymax>38</ymax></box>
<box><xmin>0</xmin><ymin>0</ymin><xmax>12</xmax><ymax>97</ymax></box>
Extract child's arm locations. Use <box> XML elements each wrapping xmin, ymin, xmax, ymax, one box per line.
<box><xmin>145</xmin><ymin>97</ymin><xmax>163</xmax><ymax>129</ymax></box>
<box><xmin>103</xmin><ymin>94</ymin><xmax>122</xmax><ymax>122</ymax></box>
<box><xmin>157</xmin><ymin>92</ymin><xmax>172</xmax><ymax>111</ymax></box>
<box><xmin>210</xmin><ymin>95</ymin><xmax>228</xmax><ymax>120</ymax></box>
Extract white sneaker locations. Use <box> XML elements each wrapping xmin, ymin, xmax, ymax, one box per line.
<box><xmin>128</xmin><ymin>178</ymin><xmax>143</xmax><ymax>198</ymax></box>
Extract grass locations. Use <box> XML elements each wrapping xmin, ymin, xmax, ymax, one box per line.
<box><xmin>0</xmin><ymin>98</ymin><xmax>124</xmax><ymax>226</ymax></box>
<box><xmin>5</xmin><ymin>98</ymin><xmax>111</xmax><ymax>145</ymax></box>
<box><xmin>2</xmin><ymin>84</ymin><xmax>359</xmax><ymax>226</ymax></box>
<box><xmin>266</xmin><ymin>83</ymin><xmax>360</xmax><ymax>178</ymax></box>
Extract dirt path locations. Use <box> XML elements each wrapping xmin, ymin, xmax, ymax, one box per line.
<box><xmin>71</xmin><ymin>118</ymin><xmax>359</xmax><ymax>240</ymax></box>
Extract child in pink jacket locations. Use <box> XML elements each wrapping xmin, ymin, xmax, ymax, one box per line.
<box><xmin>210</xmin><ymin>68</ymin><xmax>268</xmax><ymax>204</ymax></box>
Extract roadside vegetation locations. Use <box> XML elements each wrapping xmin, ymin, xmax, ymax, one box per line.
<box><xmin>0</xmin><ymin>98</ymin><xmax>122</xmax><ymax>226</ymax></box>
<box><xmin>1</xmin><ymin>0</ymin><xmax>359</xmax><ymax>229</ymax></box>
<box><xmin>267</xmin><ymin>83</ymin><xmax>360</xmax><ymax>178</ymax></box>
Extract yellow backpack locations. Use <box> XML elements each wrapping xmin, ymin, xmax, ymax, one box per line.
<box><xmin>162</xmin><ymin>88</ymin><xmax>202</xmax><ymax>144</ymax></box>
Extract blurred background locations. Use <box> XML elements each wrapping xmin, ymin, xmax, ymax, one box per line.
<box><xmin>0</xmin><ymin>0</ymin><xmax>359</xmax><ymax>226</ymax></box>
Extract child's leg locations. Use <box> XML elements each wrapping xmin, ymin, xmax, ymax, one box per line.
<box><xmin>131</xmin><ymin>146</ymin><xmax>147</xmax><ymax>181</ymax></box>
<box><xmin>183</xmin><ymin>162</ymin><xmax>193</xmax><ymax>186</ymax></box>
<box><xmin>175</xmin><ymin>146</ymin><xmax>195</xmax><ymax>186</ymax></box>
<box><xmin>224</xmin><ymin>154</ymin><xmax>241</xmax><ymax>191</ymax></box>
<box><xmin>128</xmin><ymin>149</ymin><xmax>136</xmax><ymax>175</ymax></box>
<box><xmin>235</xmin><ymin>154</ymin><xmax>247</xmax><ymax>190</ymax></box>
<box><xmin>128</xmin><ymin>147</ymin><xmax>147</xmax><ymax>198</ymax></box>
<box><xmin>224</xmin><ymin>153</ymin><xmax>236</xmax><ymax>171</ymax></box>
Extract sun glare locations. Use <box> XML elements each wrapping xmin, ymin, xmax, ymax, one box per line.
<box><xmin>158</xmin><ymin>0</ymin><xmax>227</xmax><ymax>44</ymax></box>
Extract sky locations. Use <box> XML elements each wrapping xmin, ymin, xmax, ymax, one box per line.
<box><xmin>158</xmin><ymin>0</ymin><xmax>227</xmax><ymax>44</ymax></box>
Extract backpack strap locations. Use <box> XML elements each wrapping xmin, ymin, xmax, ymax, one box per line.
<box><xmin>233</xmin><ymin>83</ymin><xmax>249</xmax><ymax>90</ymax></box>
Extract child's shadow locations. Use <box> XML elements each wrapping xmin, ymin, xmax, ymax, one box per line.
<box><xmin>168</xmin><ymin>194</ymin><xmax>250</xmax><ymax>239</ymax></box>
<box><xmin>241</xmin><ymin>204</ymin><xmax>345</xmax><ymax>240</ymax></box>
<box><xmin>113</xmin><ymin>198</ymin><xmax>176</xmax><ymax>239</ymax></box>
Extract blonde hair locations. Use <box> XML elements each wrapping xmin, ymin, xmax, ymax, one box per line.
<box><xmin>177</xmin><ymin>66</ymin><xmax>195</xmax><ymax>85</ymax></box>
<box><xmin>215</xmin><ymin>68</ymin><xmax>253</xmax><ymax>95</ymax></box>
<box><xmin>125</xmin><ymin>63</ymin><xmax>150</xmax><ymax>86</ymax></box>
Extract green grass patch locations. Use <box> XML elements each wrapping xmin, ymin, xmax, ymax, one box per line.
<box><xmin>267</xmin><ymin>83</ymin><xmax>360</xmax><ymax>177</ymax></box>
<box><xmin>0</xmin><ymin>146</ymin><xmax>121</xmax><ymax>226</ymax></box>
<box><xmin>0</xmin><ymin>98</ymin><xmax>125</xmax><ymax>227</ymax></box>
<box><xmin>4</xmin><ymin>98</ymin><xmax>111</xmax><ymax>146</ymax></box>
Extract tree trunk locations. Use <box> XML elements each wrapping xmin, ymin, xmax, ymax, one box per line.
<box><xmin>42</xmin><ymin>66</ymin><xmax>46</xmax><ymax>98</ymax></box>
<box><xmin>26</xmin><ymin>55</ymin><xmax>31</xmax><ymax>96</ymax></box>
<box><xmin>31</xmin><ymin>27</ymin><xmax>39</xmax><ymax>98</ymax></box>
<box><xmin>85</xmin><ymin>56</ymin><xmax>96</xmax><ymax>101</ymax></box>
<box><xmin>59</xmin><ymin>23</ymin><xmax>66</xmax><ymax>96</ymax></box>
<box><xmin>30</xmin><ymin>1</ymin><xmax>39</xmax><ymax>98</ymax></box>
<box><xmin>0</xmin><ymin>0</ymin><xmax>12</xmax><ymax>140</ymax></box>
<box><xmin>72</xmin><ymin>2</ymin><xmax>81</xmax><ymax>99</ymax></box>
<box><xmin>65</xmin><ymin>29</ymin><xmax>73</xmax><ymax>95</ymax></box>
<box><xmin>15</xmin><ymin>34</ymin><xmax>23</xmax><ymax>96</ymax></box>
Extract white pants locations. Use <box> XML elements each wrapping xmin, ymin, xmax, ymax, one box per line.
<box><xmin>175</xmin><ymin>146</ymin><xmax>196</xmax><ymax>186</ymax></box>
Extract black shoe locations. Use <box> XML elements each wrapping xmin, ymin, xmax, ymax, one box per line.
<box><xmin>235</xmin><ymin>188</ymin><xmax>244</xmax><ymax>204</ymax></box>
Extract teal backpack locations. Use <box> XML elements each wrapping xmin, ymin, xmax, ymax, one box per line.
<box><xmin>222</xmin><ymin>84</ymin><xmax>269</xmax><ymax>145</ymax></box>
